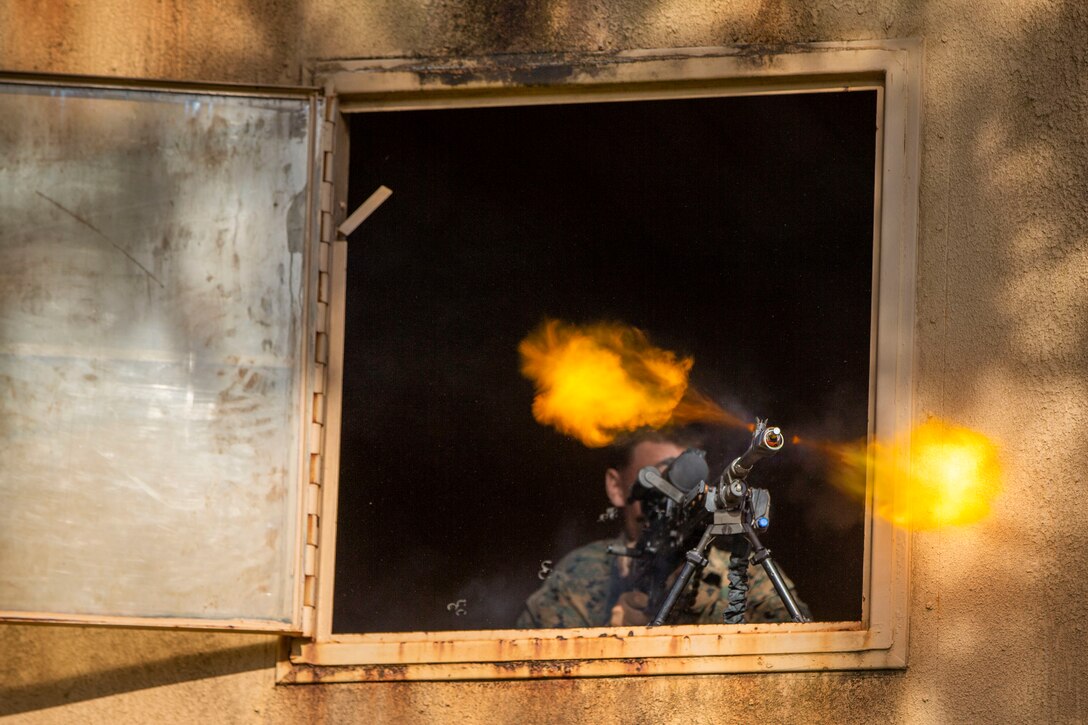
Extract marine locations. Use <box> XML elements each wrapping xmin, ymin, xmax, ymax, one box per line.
<box><xmin>517</xmin><ymin>429</ymin><xmax>810</xmax><ymax>628</ymax></box>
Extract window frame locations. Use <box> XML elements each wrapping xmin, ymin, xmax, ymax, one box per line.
<box><xmin>283</xmin><ymin>39</ymin><xmax>921</xmax><ymax>682</ymax></box>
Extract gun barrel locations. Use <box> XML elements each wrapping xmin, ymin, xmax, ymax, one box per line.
<box><xmin>731</xmin><ymin>420</ymin><xmax>785</xmax><ymax>475</ymax></box>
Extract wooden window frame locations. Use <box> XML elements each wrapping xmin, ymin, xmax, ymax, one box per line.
<box><xmin>282</xmin><ymin>39</ymin><xmax>922</xmax><ymax>682</ymax></box>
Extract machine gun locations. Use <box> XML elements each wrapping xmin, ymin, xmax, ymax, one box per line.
<box><xmin>607</xmin><ymin>419</ymin><xmax>810</xmax><ymax>626</ymax></box>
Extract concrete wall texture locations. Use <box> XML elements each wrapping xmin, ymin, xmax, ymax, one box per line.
<box><xmin>1</xmin><ymin>1</ymin><xmax>1086</xmax><ymax>723</ymax></box>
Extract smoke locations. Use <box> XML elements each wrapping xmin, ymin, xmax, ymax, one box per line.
<box><xmin>520</xmin><ymin>319</ymin><xmax>1003</xmax><ymax>532</ymax></box>
<box><xmin>824</xmin><ymin>418</ymin><xmax>1002</xmax><ymax>530</ymax></box>
<box><xmin>771</xmin><ymin>416</ymin><xmax>1003</xmax><ymax>531</ymax></box>
<box><xmin>519</xmin><ymin>318</ymin><xmax>749</xmax><ymax>447</ymax></box>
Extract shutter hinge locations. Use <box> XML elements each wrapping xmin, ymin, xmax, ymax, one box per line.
<box><xmin>302</xmin><ymin>92</ymin><xmax>340</xmax><ymax>635</ymax></box>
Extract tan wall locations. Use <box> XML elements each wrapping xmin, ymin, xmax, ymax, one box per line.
<box><xmin>2</xmin><ymin>1</ymin><xmax>1087</xmax><ymax>723</ymax></box>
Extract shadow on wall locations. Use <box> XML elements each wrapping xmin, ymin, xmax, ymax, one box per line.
<box><xmin>907</xmin><ymin>0</ymin><xmax>1088</xmax><ymax>722</ymax></box>
<box><xmin>0</xmin><ymin>627</ymin><xmax>275</xmax><ymax>717</ymax></box>
<box><xmin>300</xmin><ymin>0</ymin><xmax>822</xmax><ymax>58</ymax></box>
<box><xmin>0</xmin><ymin>0</ymin><xmax>306</xmax><ymax>83</ymax></box>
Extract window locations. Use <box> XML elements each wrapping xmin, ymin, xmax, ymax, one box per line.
<box><xmin>0</xmin><ymin>42</ymin><xmax>918</xmax><ymax>680</ymax></box>
<box><xmin>286</xmin><ymin>41</ymin><xmax>920</xmax><ymax>681</ymax></box>
<box><xmin>333</xmin><ymin>90</ymin><xmax>872</xmax><ymax>634</ymax></box>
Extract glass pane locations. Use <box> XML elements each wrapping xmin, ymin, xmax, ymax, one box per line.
<box><xmin>0</xmin><ymin>83</ymin><xmax>313</xmax><ymax>623</ymax></box>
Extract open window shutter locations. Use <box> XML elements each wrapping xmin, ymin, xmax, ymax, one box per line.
<box><xmin>0</xmin><ymin>77</ymin><xmax>324</xmax><ymax>632</ymax></box>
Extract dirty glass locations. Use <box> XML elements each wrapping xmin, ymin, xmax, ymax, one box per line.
<box><xmin>0</xmin><ymin>82</ymin><xmax>313</xmax><ymax>624</ymax></box>
<box><xmin>334</xmin><ymin>90</ymin><xmax>877</xmax><ymax>633</ymax></box>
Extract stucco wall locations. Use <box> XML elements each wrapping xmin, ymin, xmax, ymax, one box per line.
<box><xmin>2</xmin><ymin>1</ymin><xmax>1087</xmax><ymax>723</ymax></box>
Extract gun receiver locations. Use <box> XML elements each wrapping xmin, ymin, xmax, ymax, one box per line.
<box><xmin>617</xmin><ymin>418</ymin><xmax>809</xmax><ymax>626</ymax></box>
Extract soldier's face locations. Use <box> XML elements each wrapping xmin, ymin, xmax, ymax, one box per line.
<box><xmin>613</xmin><ymin>440</ymin><xmax>686</xmax><ymax>542</ymax></box>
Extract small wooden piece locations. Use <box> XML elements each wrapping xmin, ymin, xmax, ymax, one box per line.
<box><xmin>338</xmin><ymin>185</ymin><xmax>392</xmax><ymax>237</ymax></box>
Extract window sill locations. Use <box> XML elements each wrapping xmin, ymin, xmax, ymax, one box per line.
<box><xmin>279</xmin><ymin>620</ymin><xmax>906</xmax><ymax>682</ymax></box>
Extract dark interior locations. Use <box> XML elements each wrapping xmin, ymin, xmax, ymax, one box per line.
<box><xmin>333</xmin><ymin>89</ymin><xmax>876</xmax><ymax>633</ymax></box>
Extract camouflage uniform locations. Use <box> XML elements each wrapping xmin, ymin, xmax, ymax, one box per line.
<box><xmin>516</xmin><ymin>537</ymin><xmax>810</xmax><ymax>628</ymax></box>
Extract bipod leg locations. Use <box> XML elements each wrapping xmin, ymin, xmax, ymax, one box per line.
<box><xmin>650</xmin><ymin>528</ymin><xmax>714</xmax><ymax>626</ymax></box>
<box><xmin>743</xmin><ymin>524</ymin><xmax>810</xmax><ymax>623</ymax></box>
